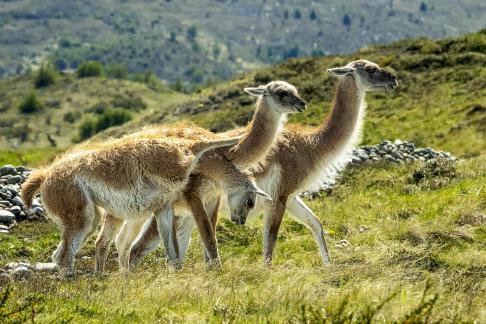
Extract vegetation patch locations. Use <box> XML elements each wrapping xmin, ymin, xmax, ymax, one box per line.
<box><xmin>77</xmin><ymin>61</ymin><xmax>104</xmax><ymax>78</ymax></box>
<box><xmin>17</xmin><ymin>93</ymin><xmax>43</xmax><ymax>114</ymax></box>
<box><xmin>78</xmin><ymin>109</ymin><xmax>132</xmax><ymax>140</ymax></box>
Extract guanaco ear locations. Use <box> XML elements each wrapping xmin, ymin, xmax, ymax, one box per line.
<box><xmin>249</xmin><ymin>184</ymin><xmax>272</xmax><ymax>201</ymax></box>
<box><xmin>327</xmin><ymin>66</ymin><xmax>355</xmax><ymax>76</ymax></box>
<box><xmin>244</xmin><ymin>85</ymin><xmax>268</xmax><ymax>97</ymax></box>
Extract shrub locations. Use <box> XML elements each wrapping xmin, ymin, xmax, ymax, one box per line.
<box><xmin>18</xmin><ymin>92</ymin><xmax>43</xmax><ymax>114</ymax></box>
<box><xmin>107</xmin><ymin>64</ymin><xmax>128</xmax><ymax>79</ymax></box>
<box><xmin>33</xmin><ymin>62</ymin><xmax>56</xmax><ymax>88</ymax></box>
<box><xmin>78</xmin><ymin>109</ymin><xmax>132</xmax><ymax>140</ymax></box>
<box><xmin>63</xmin><ymin>111</ymin><xmax>81</xmax><ymax>123</ymax></box>
<box><xmin>408</xmin><ymin>158</ymin><xmax>458</xmax><ymax>190</ymax></box>
<box><xmin>111</xmin><ymin>94</ymin><xmax>146</xmax><ymax>111</ymax></box>
<box><xmin>77</xmin><ymin>61</ymin><xmax>104</xmax><ymax>78</ymax></box>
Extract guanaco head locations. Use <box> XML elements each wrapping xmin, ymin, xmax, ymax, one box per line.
<box><xmin>244</xmin><ymin>81</ymin><xmax>307</xmax><ymax>113</ymax></box>
<box><xmin>227</xmin><ymin>181</ymin><xmax>271</xmax><ymax>225</ymax></box>
<box><xmin>327</xmin><ymin>59</ymin><xmax>398</xmax><ymax>92</ymax></box>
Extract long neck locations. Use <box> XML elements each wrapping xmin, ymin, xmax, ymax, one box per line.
<box><xmin>311</xmin><ymin>75</ymin><xmax>365</xmax><ymax>154</ymax></box>
<box><xmin>225</xmin><ymin>97</ymin><xmax>285</xmax><ymax>169</ymax></box>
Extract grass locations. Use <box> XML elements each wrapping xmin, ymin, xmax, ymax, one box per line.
<box><xmin>1</xmin><ymin>156</ymin><xmax>484</xmax><ymax>322</ymax></box>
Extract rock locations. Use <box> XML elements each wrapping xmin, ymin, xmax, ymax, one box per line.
<box><xmin>9</xmin><ymin>205</ymin><xmax>21</xmax><ymax>215</ymax></box>
<box><xmin>7</xmin><ymin>175</ymin><xmax>22</xmax><ymax>184</ymax></box>
<box><xmin>4</xmin><ymin>262</ymin><xmax>32</xmax><ymax>271</ymax></box>
<box><xmin>0</xmin><ymin>210</ymin><xmax>15</xmax><ymax>224</ymax></box>
<box><xmin>0</xmin><ymin>165</ymin><xmax>16</xmax><ymax>176</ymax></box>
<box><xmin>12</xmin><ymin>196</ymin><xmax>24</xmax><ymax>207</ymax></box>
<box><xmin>10</xmin><ymin>266</ymin><xmax>32</xmax><ymax>279</ymax></box>
<box><xmin>0</xmin><ymin>200</ymin><xmax>12</xmax><ymax>207</ymax></box>
<box><xmin>16</xmin><ymin>166</ymin><xmax>27</xmax><ymax>172</ymax></box>
<box><xmin>33</xmin><ymin>262</ymin><xmax>58</xmax><ymax>273</ymax></box>
<box><xmin>31</xmin><ymin>206</ymin><xmax>44</xmax><ymax>215</ymax></box>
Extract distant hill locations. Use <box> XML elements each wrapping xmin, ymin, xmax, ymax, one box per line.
<box><xmin>0</xmin><ymin>0</ymin><xmax>485</xmax><ymax>86</ymax></box>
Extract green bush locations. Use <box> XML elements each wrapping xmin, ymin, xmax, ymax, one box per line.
<box><xmin>77</xmin><ymin>61</ymin><xmax>104</xmax><ymax>78</ymax></box>
<box><xmin>18</xmin><ymin>92</ymin><xmax>43</xmax><ymax>114</ymax></box>
<box><xmin>33</xmin><ymin>62</ymin><xmax>57</xmax><ymax>88</ymax></box>
<box><xmin>111</xmin><ymin>94</ymin><xmax>146</xmax><ymax>111</ymax></box>
<box><xmin>78</xmin><ymin>109</ymin><xmax>132</xmax><ymax>140</ymax></box>
<box><xmin>107</xmin><ymin>64</ymin><xmax>128</xmax><ymax>79</ymax></box>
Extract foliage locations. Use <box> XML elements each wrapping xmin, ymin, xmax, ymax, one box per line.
<box><xmin>76</xmin><ymin>61</ymin><xmax>104</xmax><ymax>78</ymax></box>
<box><xmin>17</xmin><ymin>92</ymin><xmax>43</xmax><ymax>114</ymax></box>
<box><xmin>33</xmin><ymin>62</ymin><xmax>56</xmax><ymax>88</ymax></box>
<box><xmin>78</xmin><ymin>109</ymin><xmax>132</xmax><ymax>140</ymax></box>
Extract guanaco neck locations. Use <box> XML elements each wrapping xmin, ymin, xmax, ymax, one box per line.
<box><xmin>193</xmin><ymin>152</ymin><xmax>250</xmax><ymax>191</ymax></box>
<box><xmin>309</xmin><ymin>74</ymin><xmax>365</xmax><ymax>155</ymax></box>
<box><xmin>225</xmin><ymin>96</ymin><xmax>285</xmax><ymax>169</ymax></box>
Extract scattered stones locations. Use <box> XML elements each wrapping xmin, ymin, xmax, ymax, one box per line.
<box><xmin>2</xmin><ymin>262</ymin><xmax>58</xmax><ymax>279</ymax></box>
<box><xmin>0</xmin><ymin>165</ymin><xmax>45</xmax><ymax>226</ymax></box>
<box><xmin>302</xmin><ymin>139</ymin><xmax>455</xmax><ymax>195</ymax></box>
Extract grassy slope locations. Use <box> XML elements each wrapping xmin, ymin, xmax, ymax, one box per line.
<box><xmin>0</xmin><ymin>32</ymin><xmax>485</xmax><ymax>322</ymax></box>
<box><xmin>0</xmin><ymin>74</ymin><xmax>187</xmax><ymax>166</ymax></box>
<box><xmin>1</xmin><ymin>157</ymin><xmax>485</xmax><ymax>322</ymax></box>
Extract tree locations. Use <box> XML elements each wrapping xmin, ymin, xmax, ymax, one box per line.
<box><xmin>169</xmin><ymin>31</ymin><xmax>177</xmax><ymax>42</ymax></box>
<box><xmin>343</xmin><ymin>14</ymin><xmax>351</xmax><ymax>31</ymax></box>
<box><xmin>283</xmin><ymin>10</ymin><xmax>289</xmax><ymax>19</ymax></box>
<box><xmin>187</xmin><ymin>25</ymin><xmax>197</xmax><ymax>41</ymax></box>
<box><xmin>309</xmin><ymin>9</ymin><xmax>317</xmax><ymax>20</ymax></box>
<box><xmin>18</xmin><ymin>92</ymin><xmax>43</xmax><ymax>114</ymax></box>
<box><xmin>293</xmin><ymin>9</ymin><xmax>301</xmax><ymax>19</ymax></box>
<box><xmin>33</xmin><ymin>62</ymin><xmax>56</xmax><ymax>88</ymax></box>
<box><xmin>420</xmin><ymin>2</ymin><xmax>427</xmax><ymax>12</ymax></box>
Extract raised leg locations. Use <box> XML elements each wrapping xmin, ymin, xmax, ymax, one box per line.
<box><xmin>286</xmin><ymin>196</ymin><xmax>331</xmax><ymax>264</ymax></box>
<box><xmin>115</xmin><ymin>218</ymin><xmax>146</xmax><ymax>270</ymax></box>
<box><xmin>129</xmin><ymin>216</ymin><xmax>161</xmax><ymax>268</ymax></box>
<box><xmin>263</xmin><ymin>196</ymin><xmax>287</xmax><ymax>265</ymax></box>
<box><xmin>95</xmin><ymin>213</ymin><xmax>123</xmax><ymax>273</ymax></box>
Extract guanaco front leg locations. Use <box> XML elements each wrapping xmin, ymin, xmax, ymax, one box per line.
<box><xmin>286</xmin><ymin>196</ymin><xmax>331</xmax><ymax>264</ymax></box>
<box><xmin>186</xmin><ymin>194</ymin><xmax>221</xmax><ymax>269</ymax></box>
<box><xmin>263</xmin><ymin>196</ymin><xmax>287</xmax><ymax>265</ymax></box>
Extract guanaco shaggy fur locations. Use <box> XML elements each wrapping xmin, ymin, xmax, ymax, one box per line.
<box><xmin>20</xmin><ymin>131</ymin><xmax>241</xmax><ymax>273</ymax></box>
<box><xmin>98</xmin><ymin>81</ymin><xmax>307</xmax><ymax>270</ymax></box>
<box><xmin>134</xmin><ymin>59</ymin><xmax>398</xmax><ymax>265</ymax></box>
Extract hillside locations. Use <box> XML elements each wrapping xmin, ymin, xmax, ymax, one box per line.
<box><xmin>106</xmin><ymin>29</ymin><xmax>486</xmax><ymax>159</ymax></box>
<box><xmin>1</xmin><ymin>29</ymin><xmax>485</xmax><ymax>166</ymax></box>
<box><xmin>0</xmin><ymin>71</ymin><xmax>187</xmax><ymax>165</ymax></box>
<box><xmin>0</xmin><ymin>0</ymin><xmax>485</xmax><ymax>86</ymax></box>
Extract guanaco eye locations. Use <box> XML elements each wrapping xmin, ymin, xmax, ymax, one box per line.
<box><xmin>276</xmin><ymin>91</ymin><xmax>286</xmax><ymax>98</ymax></box>
<box><xmin>367</xmin><ymin>67</ymin><xmax>377</xmax><ymax>74</ymax></box>
<box><xmin>246</xmin><ymin>198</ymin><xmax>255</xmax><ymax>208</ymax></box>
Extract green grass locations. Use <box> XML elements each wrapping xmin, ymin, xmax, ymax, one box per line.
<box><xmin>1</xmin><ymin>156</ymin><xmax>484</xmax><ymax>322</ymax></box>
